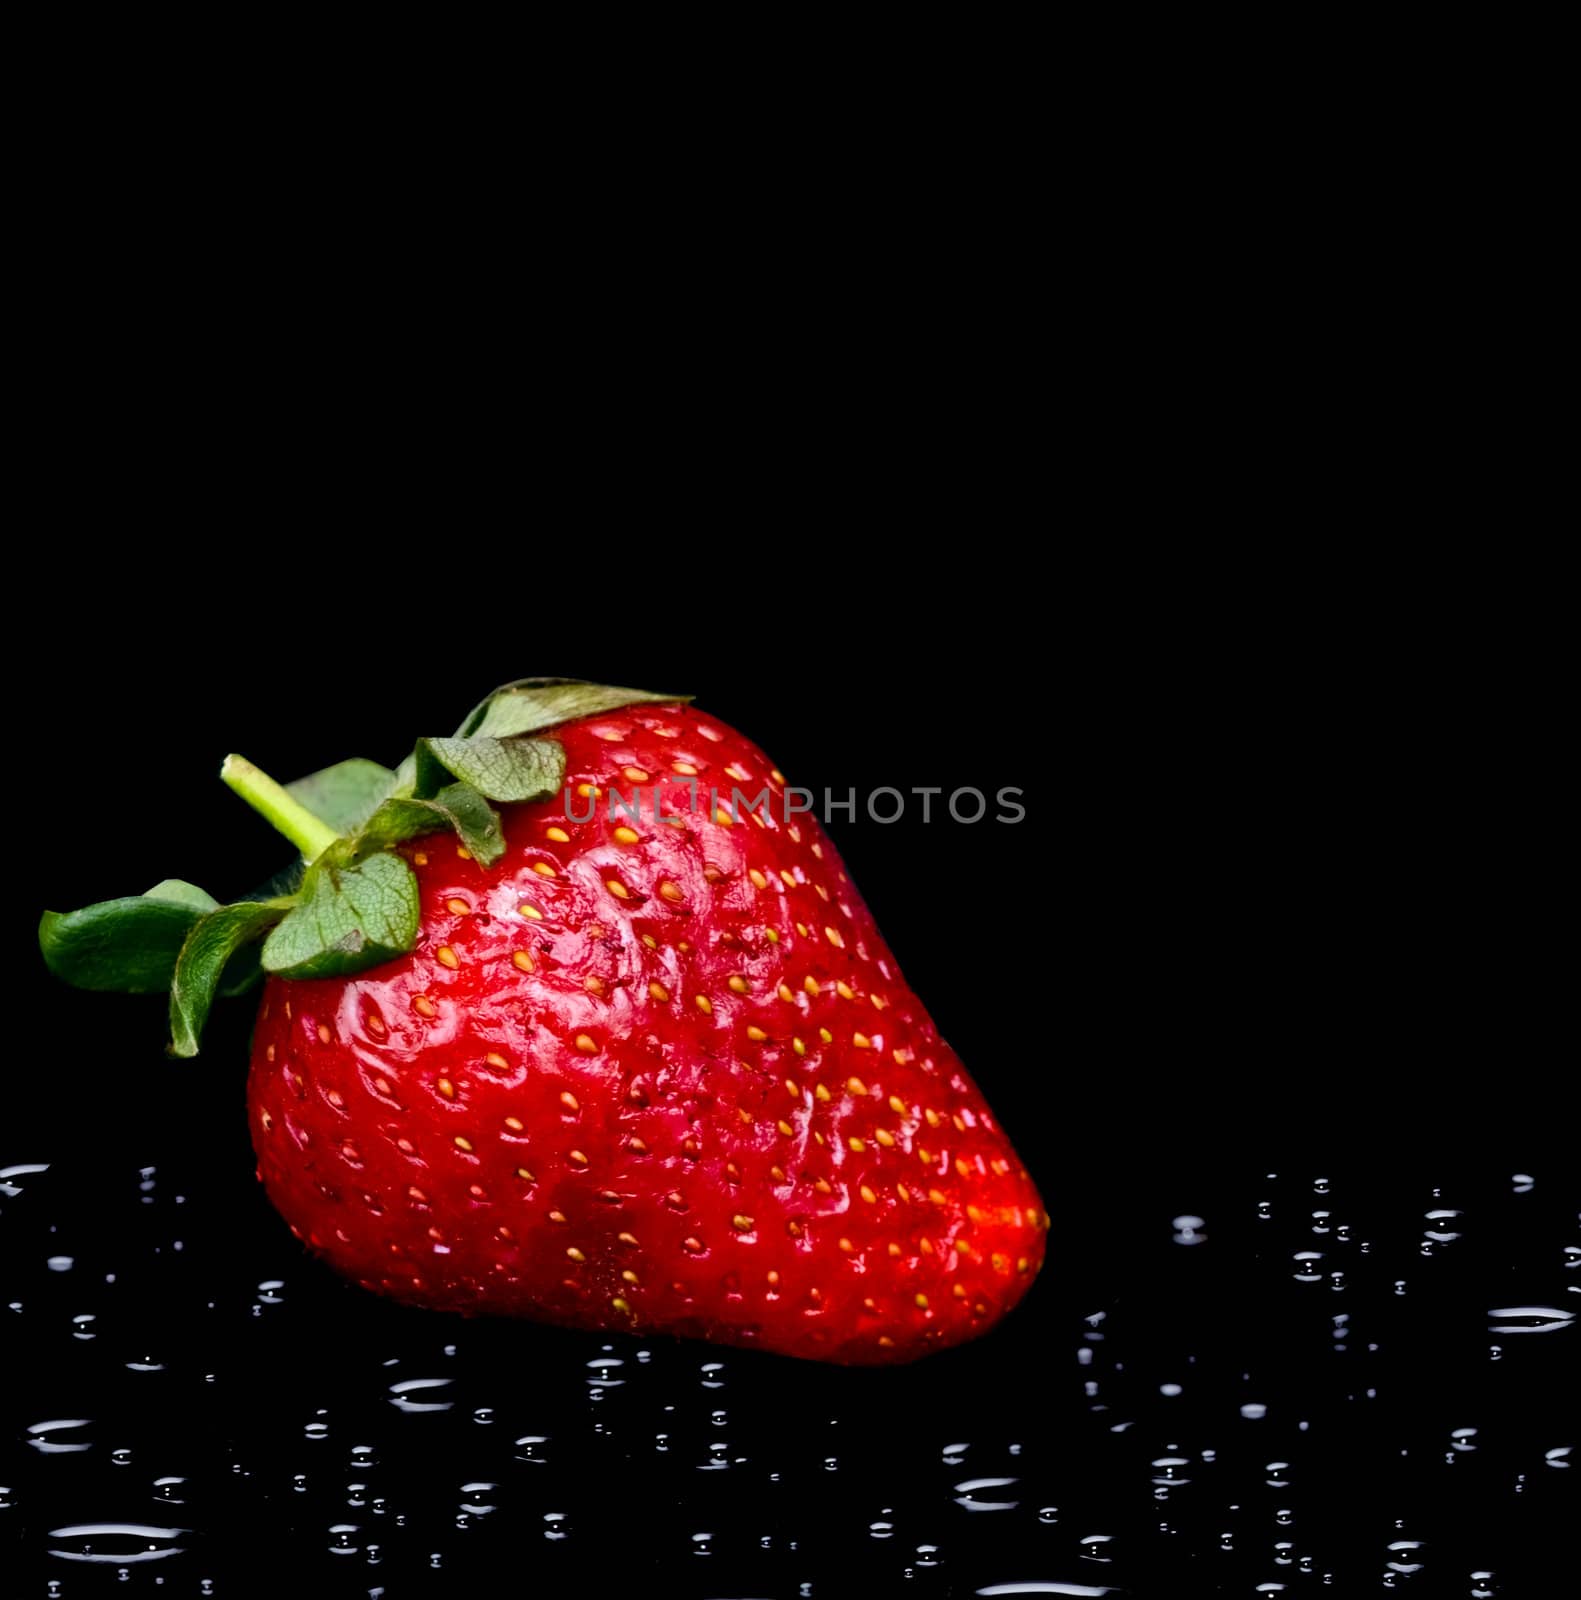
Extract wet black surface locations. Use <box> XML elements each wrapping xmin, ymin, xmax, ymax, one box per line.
<box><xmin>4</xmin><ymin>1109</ymin><xmax>1574</xmax><ymax>1596</ymax></box>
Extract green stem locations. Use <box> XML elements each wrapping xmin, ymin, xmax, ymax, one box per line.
<box><xmin>221</xmin><ymin>754</ymin><xmax>340</xmax><ymax>862</ymax></box>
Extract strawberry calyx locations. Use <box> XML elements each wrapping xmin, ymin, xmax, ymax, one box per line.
<box><xmin>37</xmin><ymin>677</ymin><xmax>688</xmax><ymax>1059</ymax></box>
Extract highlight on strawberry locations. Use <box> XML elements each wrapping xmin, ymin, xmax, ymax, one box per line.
<box><xmin>39</xmin><ymin>679</ymin><xmax>1047</xmax><ymax>1364</ymax></box>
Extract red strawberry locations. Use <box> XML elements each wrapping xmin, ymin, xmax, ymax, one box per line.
<box><xmin>40</xmin><ymin>683</ymin><xmax>1045</xmax><ymax>1363</ymax></box>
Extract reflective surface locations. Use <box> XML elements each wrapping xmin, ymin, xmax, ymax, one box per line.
<box><xmin>4</xmin><ymin>1145</ymin><xmax>1573</xmax><ymax>1595</ymax></box>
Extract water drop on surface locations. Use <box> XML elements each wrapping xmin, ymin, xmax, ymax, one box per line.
<box><xmin>1487</xmin><ymin>1305</ymin><xmax>1574</xmax><ymax>1334</ymax></box>
<box><xmin>1080</xmin><ymin>1532</ymin><xmax>1116</xmax><ymax>1561</ymax></box>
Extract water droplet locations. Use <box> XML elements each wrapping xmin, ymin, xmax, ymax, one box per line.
<box><xmin>1487</xmin><ymin>1305</ymin><xmax>1573</xmax><ymax>1335</ymax></box>
<box><xmin>387</xmin><ymin>1378</ymin><xmax>453</xmax><ymax>1413</ymax></box>
<box><xmin>953</xmin><ymin>1476</ymin><xmax>1019</xmax><ymax>1511</ymax></box>
<box><xmin>45</xmin><ymin>1523</ymin><xmax>188</xmax><ymax>1565</ymax></box>
<box><xmin>28</xmin><ymin>1418</ymin><xmax>92</xmax><ymax>1454</ymax></box>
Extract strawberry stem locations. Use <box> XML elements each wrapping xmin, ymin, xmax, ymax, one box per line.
<box><xmin>220</xmin><ymin>754</ymin><xmax>340</xmax><ymax>863</ymax></box>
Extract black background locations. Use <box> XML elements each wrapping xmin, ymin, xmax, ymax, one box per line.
<box><xmin>5</xmin><ymin>554</ymin><xmax>1573</xmax><ymax>1596</ymax></box>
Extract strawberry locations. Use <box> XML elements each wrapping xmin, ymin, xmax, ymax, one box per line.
<box><xmin>40</xmin><ymin>680</ymin><xmax>1045</xmax><ymax>1363</ymax></box>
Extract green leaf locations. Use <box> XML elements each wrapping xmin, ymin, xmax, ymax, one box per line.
<box><xmin>261</xmin><ymin>852</ymin><xmax>419</xmax><ymax>981</ymax></box>
<box><xmin>416</xmin><ymin>735</ymin><xmax>565</xmax><ymax>804</ymax></box>
<box><xmin>43</xmin><ymin>882</ymin><xmax>269</xmax><ymax>1007</ymax></box>
<box><xmin>353</xmin><ymin>783</ymin><xmax>505</xmax><ymax>867</ymax></box>
<box><xmin>169</xmin><ymin>901</ymin><xmax>290</xmax><ymax>1057</ymax></box>
<box><xmin>285</xmin><ymin>758</ymin><xmax>395</xmax><ymax>834</ymax></box>
<box><xmin>40</xmin><ymin>895</ymin><xmax>217</xmax><ymax>994</ymax></box>
<box><xmin>458</xmin><ymin>678</ymin><xmax>689</xmax><ymax>740</ymax></box>
<box><xmin>144</xmin><ymin>879</ymin><xmax>221</xmax><ymax>913</ymax></box>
